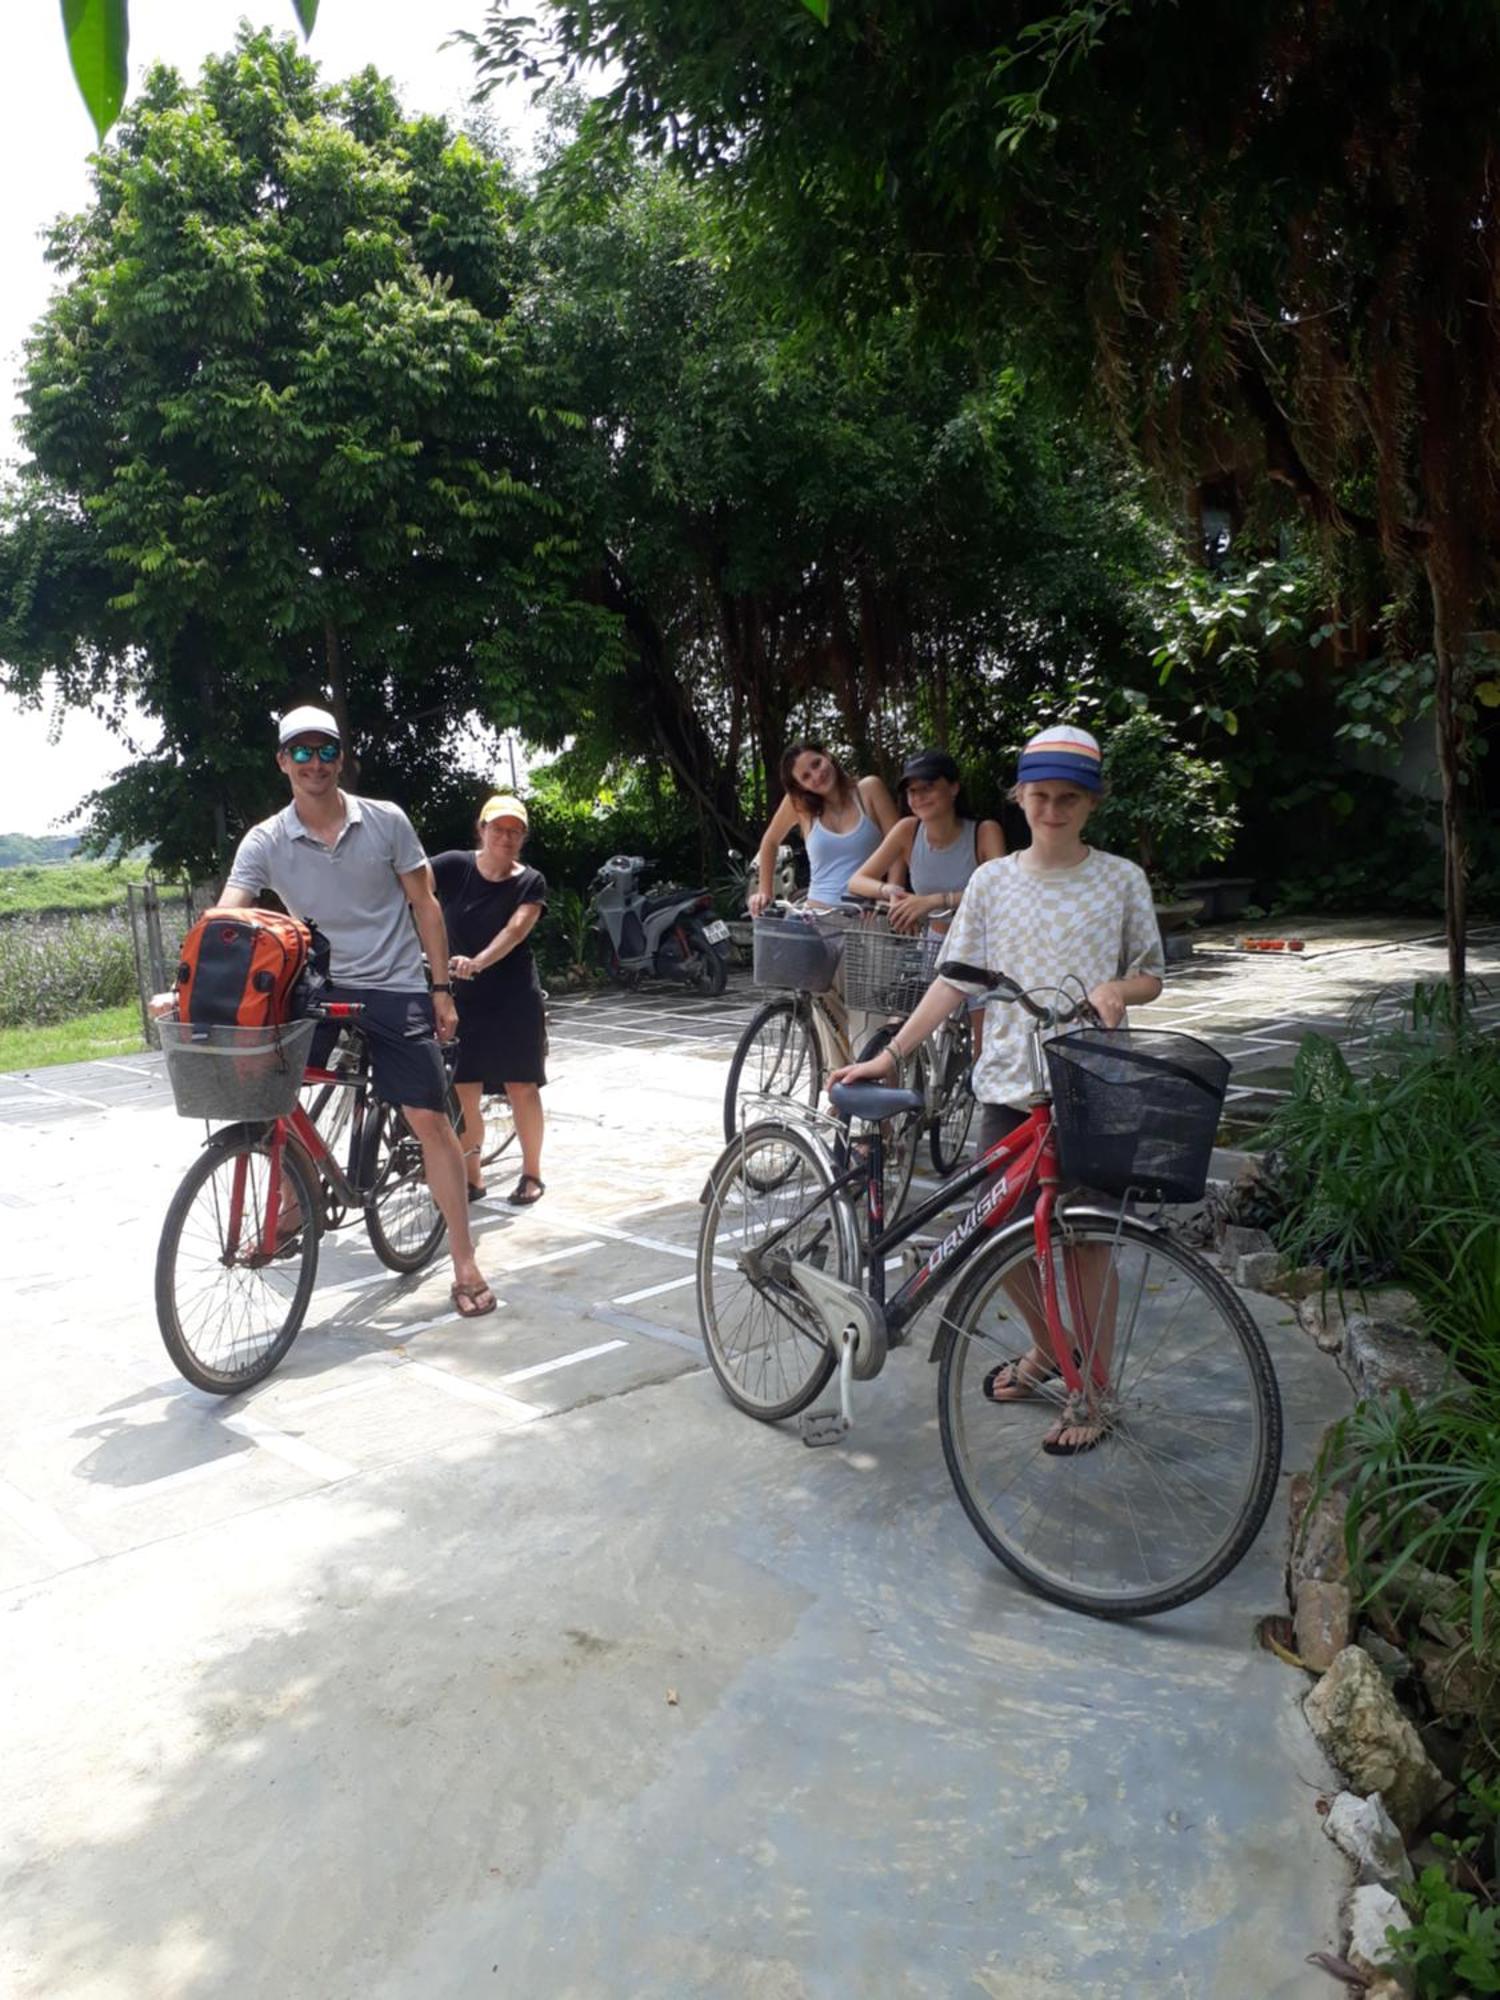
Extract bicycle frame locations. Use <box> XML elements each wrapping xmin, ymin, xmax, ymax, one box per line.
<box><xmin>752</xmin><ymin>1100</ymin><xmax>1108</xmax><ymax>1402</ymax></box>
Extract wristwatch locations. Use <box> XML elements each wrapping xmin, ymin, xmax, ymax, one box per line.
<box><xmin>430</xmin><ymin>982</ymin><xmax>453</xmax><ymax>994</ymax></box>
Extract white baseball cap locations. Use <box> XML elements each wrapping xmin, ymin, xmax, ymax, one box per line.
<box><xmin>277</xmin><ymin>704</ymin><xmax>342</xmax><ymax>746</ymax></box>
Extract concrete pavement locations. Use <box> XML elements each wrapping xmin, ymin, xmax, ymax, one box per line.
<box><xmin>0</xmin><ymin>976</ymin><xmax>1361</xmax><ymax>1997</ymax></box>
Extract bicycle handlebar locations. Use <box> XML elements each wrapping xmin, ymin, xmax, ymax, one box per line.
<box><xmin>938</xmin><ymin>962</ymin><xmax>1096</xmax><ymax>1028</ymax></box>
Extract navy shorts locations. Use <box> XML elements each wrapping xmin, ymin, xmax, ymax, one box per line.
<box><xmin>312</xmin><ymin>986</ymin><xmax>448</xmax><ymax>1112</ymax></box>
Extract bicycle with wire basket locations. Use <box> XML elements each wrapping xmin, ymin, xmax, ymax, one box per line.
<box><xmin>697</xmin><ymin>963</ymin><xmax>1282</xmax><ymax>1618</ymax></box>
<box><xmin>723</xmin><ymin>906</ymin><xmax>976</xmax><ymax>1216</ymax></box>
<box><xmin>155</xmin><ymin>1002</ymin><xmax>462</xmax><ymax>1395</ymax></box>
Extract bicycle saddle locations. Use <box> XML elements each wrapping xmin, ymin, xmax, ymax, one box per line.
<box><xmin>829</xmin><ymin>1082</ymin><xmax>924</xmax><ymax>1122</ymax></box>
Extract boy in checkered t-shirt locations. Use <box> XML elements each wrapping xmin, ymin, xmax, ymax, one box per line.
<box><xmin>831</xmin><ymin>724</ymin><xmax>1164</xmax><ymax>1452</ymax></box>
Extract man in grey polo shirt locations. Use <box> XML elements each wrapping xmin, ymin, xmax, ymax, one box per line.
<box><xmin>219</xmin><ymin>705</ymin><xmax>496</xmax><ymax>1318</ymax></box>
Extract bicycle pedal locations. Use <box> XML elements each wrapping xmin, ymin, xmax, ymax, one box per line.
<box><xmin>800</xmin><ymin>1409</ymin><xmax>848</xmax><ymax>1448</ymax></box>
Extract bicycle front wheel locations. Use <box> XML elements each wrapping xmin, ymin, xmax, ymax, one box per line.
<box><xmin>362</xmin><ymin>1101</ymin><xmax>448</xmax><ymax>1272</ymax></box>
<box><xmin>697</xmin><ymin>1119</ymin><xmax>859</xmax><ymax>1421</ymax></box>
<box><xmin>155</xmin><ymin>1132</ymin><xmax>319</xmax><ymax>1394</ymax></box>
<box><xmin>722</xmin><ymin>998</ymin><xmax>822</xmax><ymax>1142</ymax></box>
<box><xmin>938</xmin><ymin>1211</ymin><xmax>1282</xmax><ymax>1618</ymax></box>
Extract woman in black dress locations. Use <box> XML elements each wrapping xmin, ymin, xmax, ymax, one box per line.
<box><xmin>431</xmin><ymin>796</ymin><xmax>549</xmax><ymax>1205</ymax></box>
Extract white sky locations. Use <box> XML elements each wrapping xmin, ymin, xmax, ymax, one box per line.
<box><xmin>0</xmin><ymin>0</ymin><xmax>545</xmax><ymax>835</ymax></box>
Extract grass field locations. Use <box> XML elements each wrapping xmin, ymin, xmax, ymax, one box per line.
<box><xmin>0</xmin><ymin>859</ymin><xmax>143</xmax><ymax>917</ymax></box>
<box><xmin>0</xmin><ymin>1003</ymin><xmax>146</xmax><ymax>1072</ymax></box>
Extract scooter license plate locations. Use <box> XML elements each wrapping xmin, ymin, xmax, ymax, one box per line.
<box><xmin>702</xmin><ymin>920</ymin><xmax>730</xmax><ymax>944</ymax></box>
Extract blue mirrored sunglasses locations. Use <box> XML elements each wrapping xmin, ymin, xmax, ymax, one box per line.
<box><xmin>288</xmin><ymin>742</ymin><xmax>340</xmax><ymax>764</ymax></box>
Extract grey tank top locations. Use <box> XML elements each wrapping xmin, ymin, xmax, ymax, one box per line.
<box><xmin>805</xmin><ymin>795</ymin><xmax>883</xmax><ymax>905</ymax></box>
<box><xmin>909</xmin><ymin>819</ymin><xmax>979</xmax><ymax>898</ymax></box>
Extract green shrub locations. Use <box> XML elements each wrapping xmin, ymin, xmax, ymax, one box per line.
<box><xmin>0</xmin><ymin>914</ymin><xmax>137</xmax><ymax>1028</ymax></box>
<box><xmin>1259</xmin><ymin>1030</ymin><xmax>1500</xmax><ymax>1290</ymax></box>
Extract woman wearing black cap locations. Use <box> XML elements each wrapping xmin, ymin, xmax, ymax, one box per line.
<box><xmin>848</xmin><ymin>749</ymin><xmax>1004</xmax><ymax>935</ymax></box>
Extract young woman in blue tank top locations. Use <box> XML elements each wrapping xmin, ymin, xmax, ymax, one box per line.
<box><xmin>748</xmin><ymin>743</ymin><xmax>900</xmax><ymax>914</ymax></box>
<box><xmin>847</xmin><ymin>748</ymin><xmax>1004</xmax><ymax>933</ymax></box>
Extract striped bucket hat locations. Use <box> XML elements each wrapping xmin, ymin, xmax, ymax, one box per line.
<box><xmin>1015</xmin><ymin>724</ymin><xmax>1104</xmax><ymax>792</ymax></box>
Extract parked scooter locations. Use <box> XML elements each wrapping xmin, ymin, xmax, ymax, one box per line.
<box><xmin>589</xmin><ymin>856</ymin><xmax>731</xmax><ymax>995</ymax></box>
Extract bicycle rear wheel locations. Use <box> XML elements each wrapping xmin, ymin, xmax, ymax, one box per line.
<box><xmin>362</xmin><ymin>1101</ymin><xmax>448</xmax><ymax>1272</ymax></box>
<box><xmin>722</xmin><ymin>998</ymin><xmax>822</xmax><ymax>1142</ymax></box>
<box><xmin>928</xmin><ymin>1015</ymin><xmax>976</xmax><ymax>1174</ymax></box>
<box><xmin>155</xmin><ymin>1131</ymin><xmax>319</xmax><ymax>1394</ymax></box>
<box><xmin>479</xmin><ymin>1090</ymin><xmax>517</xmax><ymax>1169</ymax></box>
<box><xmin>850</xmin><ymin>1022</ymin><xmax>920</xmax><ymax>1224</ymax></box>
<box><xmin>937</xmin><ymin>1211</ymin><xmax>1282</xmax><ymax>1618</ymax></box>
<box><xmin>697</xmin><ymin>1119</ymin><xmax>858</xmax><ymax>1420</ymax></box>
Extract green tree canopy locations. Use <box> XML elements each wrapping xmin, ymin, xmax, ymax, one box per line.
<box><xmin>1</xmin><ymin>29</ymin><xmax>612</xmax><ymax>874</ymax></box>
<box><xmin>473</xmin><ymin>0</ymin><xmax>1500</xmax><ymax>983</ymax></box>
<box><xmin>520</xmin><ymin>131</ymin><xmax>1162</xmax><ymax>849</ymax></box>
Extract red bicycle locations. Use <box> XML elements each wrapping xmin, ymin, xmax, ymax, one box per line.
<box><xmin>696</xmin><ymin>962</ymin><xmax>1282</xmax><ymax>1618</ymax></box>
<box><xmin>155</xmin><ymin>1002</ymin><xmax>458</xmax><ymax>1393</ymax></box>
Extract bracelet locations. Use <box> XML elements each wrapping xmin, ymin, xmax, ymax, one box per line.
<box><xmin>430</xmin><ymin>982</ymin><xmax>453</xmax><ymax>994</ymax></box>
<box><xmin>885</xmin><ymin>1042</ymin><xmax>903</xmax><ymax>1068</ymax></box>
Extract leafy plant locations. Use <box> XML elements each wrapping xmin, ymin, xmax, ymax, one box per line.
<box><xmin>1391</xmin><ymin>1862</ymin><xmax>1500</xmax><ymax>1997</ymax></box>
<box><xmin>0</xmin><ymin>913</ymin><xmax>136</xmax><ymax>1028</ymax></box>
<box><xmin>1086</xmin><ymin>710</ymin><xmax>1239</xmax><ymax>894</ymax></box>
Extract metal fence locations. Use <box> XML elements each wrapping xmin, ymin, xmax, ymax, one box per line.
<box><xmin>125</xmin><ymin>880</ymin><xmax>216</xmax><ymax>1044</ymax></box>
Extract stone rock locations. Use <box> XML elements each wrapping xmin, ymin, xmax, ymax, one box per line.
<box><xmin>1323</xmin><ymin>1790</ymin><xmax>1414</xmax><ymax>1887</ymax></box>
<box><xmin>1266</xmin><ymin>1263</ymin><xmax>1328</xmax><ymax>1301</ymax></box>
<box><xmin>1414</xmin><ymin>1638</ymin><xmax>1491</xmax><ymax>1727</ymax></box>
<box><xmin>1347</xmin><ymin>1883</ymin><xmax>1413</xmax><ymax>1987</ymax></box>
<box><xmin>1292</xmin><ymin>1490</ymin><xmax>1352</xmax><ymax>1585</ymax></box>
<box><xmin>1303</xmin><ymin>1646</ymin><xmax>1447</xmax><ymax>1838</ymax></box>
<box><xmin>1362</xmin><ymin>1286</ymin><xmax>1424</xmax><ymax>1330</ymax></box>
<box><xmin>1236</xmin><ymin>1248</ymin><xmax>1284</xmax><ymax>1290</ymax></box>
<box><xmin>1221</xmin><ymin>1222</ymin><xmax>1276</xmax><ymax>1261</ymax></box>
<box><xmin>1362</xmin><ymin>1978</ymin><xmax>1413</xmax><ymax>2000</ymax></box>
<box><xmin>1297</xmin><ymin>1293</ymin><xmax>1350</xmax><ymax>1353</ymax></box>
<box><xmin>1296</xmin><ymin>1579</ymin><xmax>1353</xmax><ymax>1671</ymax></box>
<box><xmin>1360</xmin><ymin>1633</ymin><xmax>1414</xmax><ymax>1683</ymax></box>
<box><xmin>1343</xmin><ymin>1317</ymin><xmax>1450</xmax><ymax>1403</ymax></box>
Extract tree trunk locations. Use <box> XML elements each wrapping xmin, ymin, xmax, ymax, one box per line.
<box><xmin>1425</xmin><ymin>558</ymin><xmax>1470</xmax><ymax>1002</ymax></box>
<box><xmin>323</xmin><ymin>619</ymin><xmax>356</xmax><ymax>784</ymax></box>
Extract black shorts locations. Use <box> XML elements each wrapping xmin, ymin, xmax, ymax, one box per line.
<box><xmin>312</xmin><ymin>986</ymin><xmax>448</xmax><ymax>1112</ymax></box>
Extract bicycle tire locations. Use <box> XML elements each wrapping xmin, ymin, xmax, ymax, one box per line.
<box><xmin>928</xmin><ymin>1016</ymin><xmax>976</xmax><ymax>1175</ymax></box>
<box><xmin>851</xmin><ymin>1022</ymin><xmax>920</xmax><ymax>1224</ymax></box>
<box><xmin>362</xmin><ymin>1100</ymin><xmax>448</xmax><ymax>1273</ymax></box>
<box><xmin>479</xmin><ymin>1089</ymin><xmax>518</xmax><ymax>1169</ymax></box>
<box><xmin>155</xmin><ymin>1131</ymin><xmax>319</xmax><ymax>1394</ymax></box>
<box><xmin>686</xmin><ymin>921</ymin><xmax>729</xmax><ymax>996</ymax></box>
<box><xmin>937</xmin><ymin>1210</ymin><xmax>1282</xmax><ymax>1618</ymax></box>
<box><xmin>697</xmin><ymin>1119</ymin><xmax>859</xmax><ymax>1421</ymax></box>
<box><xmin>722</xmin><ymin>997</ymin><xmax>822</xmax><ymax>1142</ymax></box>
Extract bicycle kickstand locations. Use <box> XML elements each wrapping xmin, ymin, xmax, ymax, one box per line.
<box><xmin>788</xmin><ymin>1259</ymin><xmax>888</xmax><ymax>1448</ymax></box>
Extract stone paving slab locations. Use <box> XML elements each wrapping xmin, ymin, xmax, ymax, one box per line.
<box><xmin>4</xmin><ymin>923</ymin><xmax>1477</xmax><ymax>1996</ymax></box>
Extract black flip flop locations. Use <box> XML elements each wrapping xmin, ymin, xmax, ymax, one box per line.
<box><xmin>981</xmin><ymin>1353</ymin><xmax>1059</xmax><ymax>1403</ymax></box>
<box><xmin>506</xmin><ymin>1175</ymin><xmax>546</xmax><ymax>1207</ymax></box>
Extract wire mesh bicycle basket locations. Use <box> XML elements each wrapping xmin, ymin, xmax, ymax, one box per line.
<box><xmin>841</xmin><ymin>923</ymin><xmax>941</xmax><ymax>1013</ymax></box>
<box><xmin>752</xmin><ymin>910</ymin><xmax>845</xmax><ymax>993</ymax></box>
<box><xmin>159</xmin><ymin>1018</ymin><xmax>317</xmax><ymax>1122</ymax></box>
<box><xmin>1044</xmin><ymin>1028</ymin><xmax>1230</xmax><ymax>1203</ymax></box>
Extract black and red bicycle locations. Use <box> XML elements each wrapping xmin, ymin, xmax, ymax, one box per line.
<box><xmin>155</xmin><ymin>1001</ymin><xmax>459</xmax><ymax>1394</ymax></box>
<box><xmin>696</xmin><ymin>963</ymin><xmax>1282</xmax><ymax>1619</ymax></box>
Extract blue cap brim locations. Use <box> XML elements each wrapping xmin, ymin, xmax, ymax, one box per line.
<box><xmin>1015</xmin><ymin>754</ymin><xmax>1101</xmax><ymax>791</ymax></box>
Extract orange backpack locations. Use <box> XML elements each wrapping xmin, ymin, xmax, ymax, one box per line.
<box><xmin>175</xmin><ymin>908</ymin><xmax>313</xmax><ymax>1029</ymax></box>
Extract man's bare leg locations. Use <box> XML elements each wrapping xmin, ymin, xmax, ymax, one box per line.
<box><xmin>404</xmin><ymin>1105</ymin><xmax>492</xmax><ymax>1307</ymax></box>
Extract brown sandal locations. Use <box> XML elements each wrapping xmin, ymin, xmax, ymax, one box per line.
<box><xmin>450</xmin><ymin>1278</ymin><xmax>497</xmax><ymax>1319</ymax></box>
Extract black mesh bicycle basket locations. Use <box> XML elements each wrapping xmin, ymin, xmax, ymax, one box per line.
<box><xmin>841</xmin><ymin>924</ymin><xmax>940</xmax><ymax>1013</ymax></box>
<box><xmin>1044</xmin><ymin>1029</ymin><xmax>1230</xmax><ymax>1203</ymax></box>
